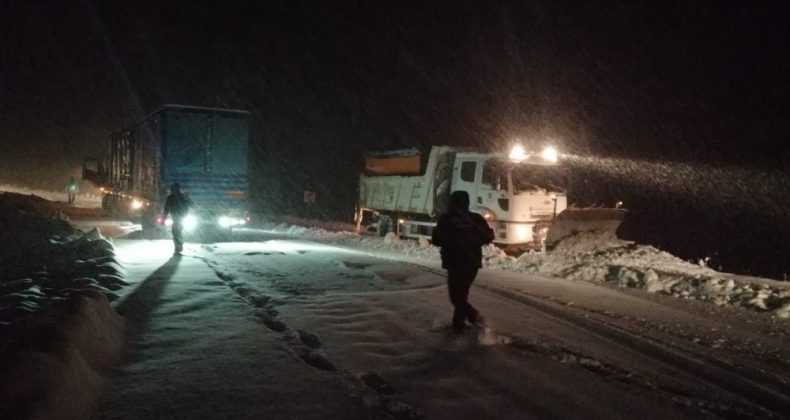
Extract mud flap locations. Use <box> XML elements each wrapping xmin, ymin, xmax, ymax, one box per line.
<box><xmin>544</xmin><ymin>208</ymin><xmax>627</xmax><ymax>250</ymax></box>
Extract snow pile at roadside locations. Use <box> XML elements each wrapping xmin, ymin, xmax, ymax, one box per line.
<box><xmin>482</xmin><ymin>231</ymin><xmax>790</xmax><ymax>317</ymax></box>
<box><xmin>270</xmin><ymin>223</ymin><xmax>358</xmax><ymax>241</ymax></box>
<box><xmin>1</xmin><ymin>193</ymin><xmax>127</xmax><ymax>326</ymax></box>
<box><xmin>0</xmin><ymin>290</ymin><xmax>124</xmax><ymax>420</ymax></box>
<box><xmin>264</xmin><ymin>223</ymin><xmax>440</xmax><ymax>259</ymax></box>
<box><xmin>0</xmin><ymin>183</ymin><xmax>102</xmax><ymax>208</ymax></box>
<box><xmin>262</xmin><ymin>221</ymin><xmax>789</xmax><ymax>318</ymax></box>
<box><xmin>260</xmin><ymin>215</ymin><xmax>358</xmax><ymax>233</ymax></box>
<box><xmin>0</xmin><ymin>192</ymin><xmax>127</xmax><ymax>420</ymax></box>
<box><xmin>0</xmin><ymin>229</ymin><xmax>128</xmax><ymax>314</ymax></box>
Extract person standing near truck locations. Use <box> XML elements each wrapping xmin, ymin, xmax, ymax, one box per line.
<box><xmin>65</xmin><ymin>176</ymin><xmax>79</xmax><ymax>206</ymax></box>
<box><xmin>163</xmin><ymin>183</ymin><xmax>192</xmax><ymax>255</ymax></box>
<box><xmin>431</xmin><ymin>190</ymin><xmax>495</xmax><ymax>334</ymax></box>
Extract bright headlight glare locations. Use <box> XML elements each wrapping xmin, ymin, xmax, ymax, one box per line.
<box><xmin>514</xmin><ymin>224</ymin><xmax>530</xmax><ymax>242</ymax></box>
<box><xmin>183</xmin><ymin>214</ymin><xmax>198</xmax><ymax>231</ymax></box>
<box><xmin>219</xmin><ymin>216</ymin><xmax>246</xmax><ymax>227</ymax></box>
<box><xmin>541</xmin><ymin>146</ymin><xmax>558</xmax><ymax>163</ymax></box>
<box><xmin>509</xmin><ymin>144</ymin><xmax>527</xmax><ymax>162</ymax></box>
<box><xmin>131</xmin><ymin>199</ymin><xmax>143</xmax><ymax>210</ymax></box>
<box><xmin>164</xmin><ymin>218</ymin><xmax>173</xmax><ymax>227</ymax></box>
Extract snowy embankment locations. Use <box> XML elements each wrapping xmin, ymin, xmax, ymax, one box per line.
<box><xmin>0</xmin><ymin>183</ymin><xmax>102</xmax><ymax>209</ymax></box>
<box><xmin>259</xmin><ymin>221</ymin><xmax>790</xmax><ymax>319</ymax></box>
<box><xmin>0</xmin><ymin>192</ymin><xmax>126</xmax><ymax>420</ymax></box>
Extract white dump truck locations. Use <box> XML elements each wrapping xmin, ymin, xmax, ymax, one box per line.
<box><xmin>357</xmin><ymin>145</ymin><xmax>625</xmax><ymax>250</ymax></box>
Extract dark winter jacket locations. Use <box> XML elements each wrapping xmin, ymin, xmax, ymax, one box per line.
<box><xmin>163</xmin><ymin>190</ymin><xmax>192</xmax><ymax>220</ymax></box>
<box><xmin>431</xmin><ymin>191</ymin><xmax>495</xmax><ymax>269</ymax></box>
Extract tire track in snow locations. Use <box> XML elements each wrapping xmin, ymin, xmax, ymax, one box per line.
<box><xmin>364</xmin><ymin>257</ymin><xmax>790</xmax><ymax>419</ymax></box>
<box><xmin>212</xmin><ymin>238</ymin><xmax>788</xmax><ymax>418</ymax></box>
<box><xmin>222</xmin><ymin>242</ymin><xmax>726</xmax><ymax>417</ymax></box>
<box><xmin>475</xmin><ymin>283</ymin><xmax>790</xmax><ymax>419</ymax></box>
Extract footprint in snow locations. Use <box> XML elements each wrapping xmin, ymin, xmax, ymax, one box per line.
<box><xmin>296</xmin><ymin>348</ymin><xmax>336</xmax><ymax>371</ymax></box>
<box><xmin>375</xmin><ymin>271</ymin><xmax>410</xmax><ymax>283</ymax></box>
<box><xmin>296</xmin><ymin>329</ymin><xmax>322</xmax><ymax>349</ymax></box>
<box><xmin>248</xmin><ymin>295</ymin><xmax>271</xmax><ymax>308</ymax></box>
<box><xmin>342</xmin><ymin>261</ymin><xmax>372</xmax><ymax>270</ymax></box>
<box><xmin>215</xmin><ymin>272</ymin><xmax>234</xmax><ymax>282</ymax></box>
<box><xmin>256</xmin><ymin>310</ymin><xmax>287</xmax><ymax>332</ymax></box>
<box><xmin>233</xmin><ymin>285</ymin><xmax>254</xmax><ymax>297</ymax></box>
<box><xmin>360</xmin><ymin>371</ymin><xmax>395</xmax><ymax>395</ymax></box>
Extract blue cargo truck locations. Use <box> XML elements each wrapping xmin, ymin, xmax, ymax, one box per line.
<box><xmin>83</xmin><ymin>105</ymin><xmax>250</xmax><ymax>235</ymax></box>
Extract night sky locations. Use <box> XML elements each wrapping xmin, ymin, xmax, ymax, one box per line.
<box><xmin>1</xmin><ymin>1</ymin><xmax>788</xmax><ymax>276</ymax></box>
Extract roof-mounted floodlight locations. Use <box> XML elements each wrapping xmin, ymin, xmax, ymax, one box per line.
<box><xmin>509</xmin><ymin>144</ymin><xmax>528</xmax><ymax>162</ymax></box>
<box><xmin>541</xmin><ymin>146</ymin><xmax>558</xmax><ymax>163</ymax></box>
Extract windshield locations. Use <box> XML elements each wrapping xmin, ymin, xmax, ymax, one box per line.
<box><xmin>482</xmin><ymin>160</ymin><xmax>509</xmax><ymax>191</ymax></box>
<box><xmin>511</xmin><ymin>164</ymin><xmax>568</xmax><ymax>194</ymax></box>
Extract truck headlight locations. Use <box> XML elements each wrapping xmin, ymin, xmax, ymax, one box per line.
<box><xmin>541</xmin><ymin>146</ymin><xmax>558</xmax><ymax>163</ymax></box>
<box><xmin>219</xmin><ymin>216</ymin><xmax>246</xmax><ymax>227</ymax></box>
<box><xmin>514</xmin><ymin>224</ymin><xmax>530</xmax><ymax>242</ymax></box>
<box><xmin>509</xmin><ymin>144</ymin><xmax>527</xmax><ymax>162</ymax></box>
<box><xmin>183</xmin><ymin>214</ymin><xmax>198</xmax><ymax>231</ymax></box>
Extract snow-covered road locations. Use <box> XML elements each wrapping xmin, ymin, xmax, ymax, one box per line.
<box><xmin>96</xmin><ymin>239</ymin><xmax>369</xmax><ymax>420</ymax></box>
<box><xmin>96</xmin><ymin>231</ymin><xmax>790</xmax><ymax>419</ymax></box>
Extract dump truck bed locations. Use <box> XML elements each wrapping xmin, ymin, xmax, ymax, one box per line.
<box><xmin>358</xmin><ymin>147</ymin><xmax>455</xmax><ymax>216</ymax></box>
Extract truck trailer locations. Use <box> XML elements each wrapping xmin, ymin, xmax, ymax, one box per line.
<box><xmin>83</xmin><ymin>105</ymin><xmax>251</xmax><ymax>235</ymax></box>
<box><xmin>357</xmin><ymin>145</ymin><xmax>625</xmax><ymax>250</ymax></box>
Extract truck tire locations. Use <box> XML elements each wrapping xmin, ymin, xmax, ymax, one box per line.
<box><xmin>377</xmin><ymin>215</ymin><xmax>394</xmax><ymax>237</ymax></box>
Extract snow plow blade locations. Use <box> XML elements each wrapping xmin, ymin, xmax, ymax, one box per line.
<box><xmin>544</xmin><ymin>208</ymin><xmax>627</xmax><ymax>250</ymax></box>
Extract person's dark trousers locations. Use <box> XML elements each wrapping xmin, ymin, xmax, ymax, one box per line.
<box><xmin>447</xmin><ymin>266</ymin><xmax>480</xmax><ymax>332</ymax></box>
<box><xmin>172</xmin><ymin>218</ymin><xmax>184</xmax><ymax>253</ymax></box>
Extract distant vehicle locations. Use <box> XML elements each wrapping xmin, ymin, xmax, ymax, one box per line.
<box><xmin>83</xmin><ymin>105</ymin><xmax>251</xmax><ymax>236</ymax></box>
<box><xmin>357</xmin><ymin>145</ymin><xmax>626</xmax><ymax>250</ymax></box>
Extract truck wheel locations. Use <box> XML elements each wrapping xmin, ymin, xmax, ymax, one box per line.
<box><xmin>377</xmin><ymin>215</ymin><xmax>394</xmax><ymax>237</ymax></box>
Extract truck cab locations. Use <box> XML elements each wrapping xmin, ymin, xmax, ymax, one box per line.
<box><xmin>450</xmin><ymin>151</ymin><xmax>568</xmax><ymax>246</ymax></box>
<box><xmin>358</xmin><ymin>145</ymin><xmax>568</xmax><ymax>248</ymax></box>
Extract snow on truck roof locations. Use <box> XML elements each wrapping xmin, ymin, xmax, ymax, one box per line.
<box><xmin>364</xmin><ymin>148</ymin><xmax>420</xmax><ymax>158</ymax></box>
<box><xmin>363</xmin><ymin>146</ymin><xmax>480</xmax><ymax>157</ymax></box>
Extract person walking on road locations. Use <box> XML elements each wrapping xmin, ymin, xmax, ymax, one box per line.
<box><xmin>65</xmin><ymin>176</ymin><xmax>79</xmax><ymax>206</ymax></box>
<box><xmin>431</xmin><ymin>190</ymin><xmax>495</xmax><ymax>334</ymax></box>
<box><xmin>163</xmin><ymin>183</ymin><xmax>192</xmax><ymax>255</ymax></box>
